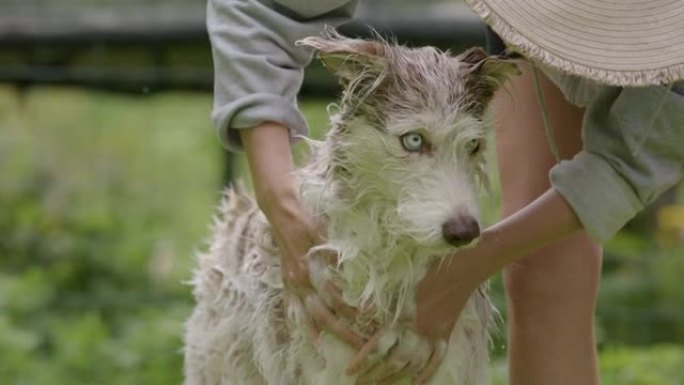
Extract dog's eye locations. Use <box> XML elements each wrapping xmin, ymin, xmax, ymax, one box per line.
<box><xmin>400</xmin><ymin>132</ymin><xmax>424</xmax><ymax>152</ymax></box>
<box><xmin>465</xmin><ymin>138</ymin><xmax>481</xmax><ymax>155</ymax></box>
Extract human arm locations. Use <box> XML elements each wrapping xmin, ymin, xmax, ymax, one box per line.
<box><xmin>207</xmin><ymin>0</ymin><xmax>356</xmax><ymax>279</ymax></box>
<box><xmin>413</xmin><ymin>188</ymin><xmax>581</xmax><ymax>341</ymax></box>
<box><xmin>346</xmin><ymin>188</ymin><xmax>582</xmax><ymax>384</ymax></box>
<box><xmin>550</xmin><ymin>84</ymin><xmax>684</xmax><ymax>241</ymax></box>
<box><xmin>240</xmin><ymin>123</ymin><xmax>321</xmax><ymax>291</ymax></box>
<box><xmin>350</xmin><ymin>83</ymin><xmax>684</xmax><ymax>384</ymax></box>
<box><xmin>241</xmin><ymin>123</ymin><xmax>367</xmax><ymax>347</ymax></box>
<box><xmin>208</xmin><ymin>0</ymin><xmax>367</xmax><ymax>345</ymax></box>
<box><xmin>207</xmin><ymin>0</ymin><xmax>357</xmax><ymax>150</ymax></box>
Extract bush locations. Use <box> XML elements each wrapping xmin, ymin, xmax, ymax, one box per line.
<box><xmin>1</xmin><ymin>85</ymin><xmax>682</xmax><ymax>384</ymax></box>
<box><xmin>598</xmin><ymin>231</ymin><xmax>684</xmax><ymax>346</ymax></box>
<box><xmin>493</xmin><ymin>345</ymin><xmax>684</xmax><ymax>385</ymax></box>
<box><xmin>0</xmin><ymin>86</ymin><xmax>218</xmax><ymax>384</ymax></box>
<box><xmin>601</xmin><ymin>345</ymin><xmax>684</xmax><ymax>385</ymax></box>
<box><xmin>0</xmin><ymin>87</ymin><xmax>332</xmax><ymax>384</ymax></box>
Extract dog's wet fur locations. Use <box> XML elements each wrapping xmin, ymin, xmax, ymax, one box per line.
<box><xmin>183</xmin><ymin>32</ymin><xmax>517</xmax><ymax>385</ymax></box>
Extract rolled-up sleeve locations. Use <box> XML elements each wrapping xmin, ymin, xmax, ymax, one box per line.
<box><xmin>207</xmin><ymin>0</ymin><xmax>356</xmax><ymax>150</ymax></box>
<box><xmin>550</xmin><ymin>85</ymin><xmax>684</xmax><ymax>242</ymax></box>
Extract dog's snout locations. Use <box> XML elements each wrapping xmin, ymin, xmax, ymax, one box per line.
<box><xmin>442</xmin><ymin>216</ymin><xmax>480</xmax><ymax>246</ymax></box>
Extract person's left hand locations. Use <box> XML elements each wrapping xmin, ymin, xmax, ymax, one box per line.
<box><xmin>344</xmin><ymin>251</ymin><xmax>488</xmax><ymax>385</ymax></box>
<box><xmin>344</xmin><ymin>327</ymin><xmax>446</xmax><ymax>385</ymax></box>
<box><xmin>301</xmin><ymin>259</ymin><xmax>370</xmax><ymax>349</ymax></box>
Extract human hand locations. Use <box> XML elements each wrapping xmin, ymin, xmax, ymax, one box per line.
<box><xmin>240</xmin><ymin>122</ymin><xmax>366</xmax><ymax>349</ymax></box>
<box><xmin>267</xmin><ymin>201</ymin><xmax>367</xmax><ymax>349</ymax></box>
<box><xmin>269</xmin><ymin>203</ymin><xmax>322</xmax><ymax>296</ymax></box>
<box><xmin>345</xmin><ymin>326</ymin><xmax>446</xmax><ymax>385</ymax></box>
<box><xmin>346</xmin><ymin>252</ymin><xmax>487</xmax><ymax>384</ymax></box>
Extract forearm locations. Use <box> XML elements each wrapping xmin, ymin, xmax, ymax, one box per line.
<box><xmin>481</xmin><ymin>188</ymin><xmax>582</xmax><ymax>271</ymax></box>
<box><xmin>240</xmin><ymin>122</ymin><xmax>327</xmax><ymax>290</ymax></box>
<box><xmin>415</xmin><ymin>188</ymin><xmax>582</xmax><ymax>340</ymax></box>
<box><xmin>442</xmin><ymin>188</ymin><xmax>583</xmax><ymax>287</ymax></box>
<box><xmin>470</xmin><ymin>84</ymin><xmax>684</xmax><ymax>273</ymax></box>
<box><xmin>240</xmin><ymin>122</ymin><xmax>302</xmax><ymax>223</ymax></box>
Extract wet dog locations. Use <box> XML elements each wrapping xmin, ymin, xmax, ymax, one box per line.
<box><xmin>183</xmin><ymin>32</ymin><xmax>516</xmax><ymax>385</ymax></box>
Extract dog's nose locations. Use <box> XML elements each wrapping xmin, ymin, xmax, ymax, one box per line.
<box><xmin>442</xmin><ymin>216</ymin><xmax>480</xmax><ymax>246</ymax></box>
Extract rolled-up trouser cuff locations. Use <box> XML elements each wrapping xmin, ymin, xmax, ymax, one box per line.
<box><xmin>212</xmin><ymin>93</ymin><xmax>309</xmax><ymax>151</ymax></box>
<box><xmin>550</xmin><ymin>151</ymin><xmax>644</xmax><ymax>242</ymax></box>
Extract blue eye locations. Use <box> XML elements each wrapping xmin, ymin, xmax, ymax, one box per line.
<box><xmin>400</xmin><ymin>132</ymin><xmax>424</xmax><ymax>152</ymax></box>
<box><xmin>465</xmin><ymin>138</ymin><xmax>481</xmax><ymax>155</ymax></box>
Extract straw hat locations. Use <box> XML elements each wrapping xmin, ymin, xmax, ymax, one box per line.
<box><xmin>464</xmin><ymin>0</ymin><xmax>684</xmax><ymax>86</ymax></box>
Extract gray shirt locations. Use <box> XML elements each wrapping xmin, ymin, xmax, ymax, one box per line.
<box><xmin>546</xmin><ymin>69</ymin><xmax>684</xmax><ymax>241</ymax></box>
<box><xmin>208</xmin><ymin>0</ymin><xmax>684</xmax><ymax>242</ymax></box>
<box><xmin>207</xmin><ymin>0</ymin><xmax>356</xmax><ymax>149</ymax></box>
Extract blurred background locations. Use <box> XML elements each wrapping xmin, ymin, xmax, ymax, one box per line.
<box><xmin>0</xmin><ymin>1</ymin><xmax>682</xmax><ymax>384</ymax></box>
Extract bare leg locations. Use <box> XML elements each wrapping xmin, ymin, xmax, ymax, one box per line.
<box><xmin>495</xmin><ymin>63</ymin><xmax>602</xmax><ymax>385</ymax></box>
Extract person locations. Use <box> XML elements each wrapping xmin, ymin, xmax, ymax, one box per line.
<box><xmin>206</xmin><ymin>0</ymin><xmax>684</xmax><ymax>384</ymax></box>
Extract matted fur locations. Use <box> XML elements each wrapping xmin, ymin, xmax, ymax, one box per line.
<box><xmin>184</xmin><ymin>32</ymin><xmax>517</xmax><ymax>385</ymax></box>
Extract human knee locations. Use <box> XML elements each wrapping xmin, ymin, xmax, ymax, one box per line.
<box><xmin>503</xmin><ymin>239</ymin><xmax>601</xmax><ymax>312</ymax></box>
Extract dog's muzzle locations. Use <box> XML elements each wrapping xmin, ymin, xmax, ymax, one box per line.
<box><xmin>441</xmin><ymin>215</ymin><xmax>481</xmax><ymax>246</ymax></box>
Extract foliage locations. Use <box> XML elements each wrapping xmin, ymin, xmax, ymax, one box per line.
<box><xmin>598</xmin><ymin>231</ymin><xmax>684</xmax><ymax>346</ymax></box>
<box><xmin>0</xmin><ymin>86</ymin><xmax>219</xmax><ymax>384</ymax></box>
<box><xmin>601</xmin><ymin>345</ymin><xmax>684</xmax><ymax>385</ymax></box>
<box><xmin>0</xmin><ymin>86</ymin><xmax>335</xmax><ymax>384</ymax></box>
<box><xmin>492</xmin><ymin>345</ymin><xmax>684</xmax><ymax>385</ymax></box>
<box><xmin>0</xmin><ymin>85</ymin><xmax>682</xmax><ymax>384</ymax></box>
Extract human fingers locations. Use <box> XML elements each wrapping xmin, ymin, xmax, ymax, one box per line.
<box><xmin>355</xmin><ymin>343</ymin><xmax>409</xmax><ymax>384</ymax></box>
<box><xmin>346</xmin><ymin>327</ymin><xmax>404</xmax><ymax>376</ymax></box>
<box><xmin>272</xmin><ymin>214</ymin><xmax>323</xmax><ymax>291</ymax></box>
<box><xmin>281</xmin><ymin>252</ymin><xmax>314</xmax><ymax>295</ymax></box>
<box><xmin>377</xmin><ymin>366</ymin><xmax>415</xmax><ymax>385</ymax></box>
<box><xmin>304</xmin><ymin>293</ymin><xmax>366</xmax><ymax>349</ymax></box>
<box><xmin>323</xmin><ymin>281</ymin><xmax>358</xmax><ymax>320</ymax></box>
<box><xmin>322</xmin><ymin>280</ymin><xmax>379</xmax><ymax>335</ymax></box>
<box><xmin>345</xmin><ymin>331</ymin><xmax>384</xmax><ymax>375</ymax></box>
<box><xmin>356</xmin><ymin>330</ymin><xmax>431</xmax><ymax>383</ymax></box>
<box><xmin>412</xmin><ymin>339</ymin><xmax>447</xmax><ymax>385</ymax></box>
<box><xmin>297</xmin><ymin>296</ymin><xmax>321</xmax><ymax>343</ymax></box>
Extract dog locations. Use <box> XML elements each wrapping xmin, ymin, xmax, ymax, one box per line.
<box><xmin>183</xmin><ymin>32</ymin><xmax>517</xmax><ymax>385</ymax></box>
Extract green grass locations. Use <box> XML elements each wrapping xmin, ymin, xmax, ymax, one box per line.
<box><xmin>0</xmin><ymin>86</ymin><xmax>222</xmax><ymax>384</ymax></box>
<box><xmin>0</xmin><ymin>86</ymin><xmax>221</xmax><ymax>278</ymax></box>
<box><xmin>493</xmin><ymin>345</ymin><xmax>684</xmax><ymax>385</ymax></box>
<box><xmin>0</xmin><ymin>85</ymin><xmax>682</xmax><ymax>384</ymax></box>
<box><xmin>0</xmin><ymin>86</ymin><xmax>343</xmax><ymax>385</ymax></box>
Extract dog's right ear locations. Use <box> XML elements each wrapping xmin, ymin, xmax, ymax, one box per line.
<box><xmin>457</xmin><ymin>47</ymin><xmax>520</xmax><ymax>116</ymax></box>
<box><xmin>297</xmin><ymin>34</ymin><xmax>387</xmax><ymax>80</ymax></box>
<box><xmin>458</xmin><ymin>47</ymin><xmax>520</xmax><ymax>89</ymax></box>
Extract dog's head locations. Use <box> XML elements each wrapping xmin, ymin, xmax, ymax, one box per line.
<box><xmin>299</xmin><ymin>33</ymin><xmax>518</xmax><ymax>251</ymax></box>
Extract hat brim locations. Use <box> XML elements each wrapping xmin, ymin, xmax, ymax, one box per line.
<box><xmin>466</xmin><ymin>0</ymin><xmax>684</xmax><ymax>86</ymax></box>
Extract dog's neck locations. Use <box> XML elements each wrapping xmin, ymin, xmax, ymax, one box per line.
<box><xmin>297</xmin><ymin>142</ymin><xmax>434</xmax><ymax>324</ymax></box>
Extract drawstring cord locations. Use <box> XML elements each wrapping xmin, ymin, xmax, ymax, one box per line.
<box><xmin>508</xmin><ymin>47</ymin><xmax>677</xmax><ymax>164</ymax></box>
<box><xmin>528</xmin><ymin>65</ymin><xmax>675</xmax><ymax>163</ymax></box>
<box><xmin>531</xmin><ymin>65</ymin><xmax>561</xmax><ymax>163</ymax></box>
<box><xmin>498</xmin><ymin>48</ymin><xmax>561</xmax><ymax>163</ymax></box>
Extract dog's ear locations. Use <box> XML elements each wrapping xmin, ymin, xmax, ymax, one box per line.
<box><xmin>458</xmin><ymin>47</ymin><xmax>519</xmax><ymax>84</ymax></box>
<box><xmin>457</xmin><ymin>47</ymin><xmax>520</xmax><ymax>116</ymax></box>
<box><xmin>297</xmin><ymin>34</ymin><xmax>387</xmax><ymax>80</ymax></box>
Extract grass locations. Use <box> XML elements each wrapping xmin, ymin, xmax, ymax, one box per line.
<box><xmin>0</xmin><ymin>85</ymin><xmax>682</xmax><ymax>384</ymax></box>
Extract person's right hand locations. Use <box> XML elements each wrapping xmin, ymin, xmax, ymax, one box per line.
<box><xmin>268</xmin><ymin>192</ymin><xmax>369</xmax><ymax>349</ymax></box>
<box><xmin>268</xmin><ymin>199</ymin><xmax>323</xmax><ymax>296</ymax></box>
<box><xmin>240</xmin><ymin>122</ymin><xmax>366</xmax><ymax>349</ymax></box>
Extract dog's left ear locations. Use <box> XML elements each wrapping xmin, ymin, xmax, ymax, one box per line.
<box><xmin>297</xmin><ymin>34</ymin><xmax>387</xmax><ymax>80</ymax></box>
<box><xmin>457</xmin><ymin>47</ymin><xmax>520</xmax><ymax>115</ymax></box>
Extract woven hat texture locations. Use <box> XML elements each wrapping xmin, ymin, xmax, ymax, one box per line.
<box><xmin>465</xmin><ymin>0</ymin><xmax>684</xmax><ymax>86</ymax></box>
